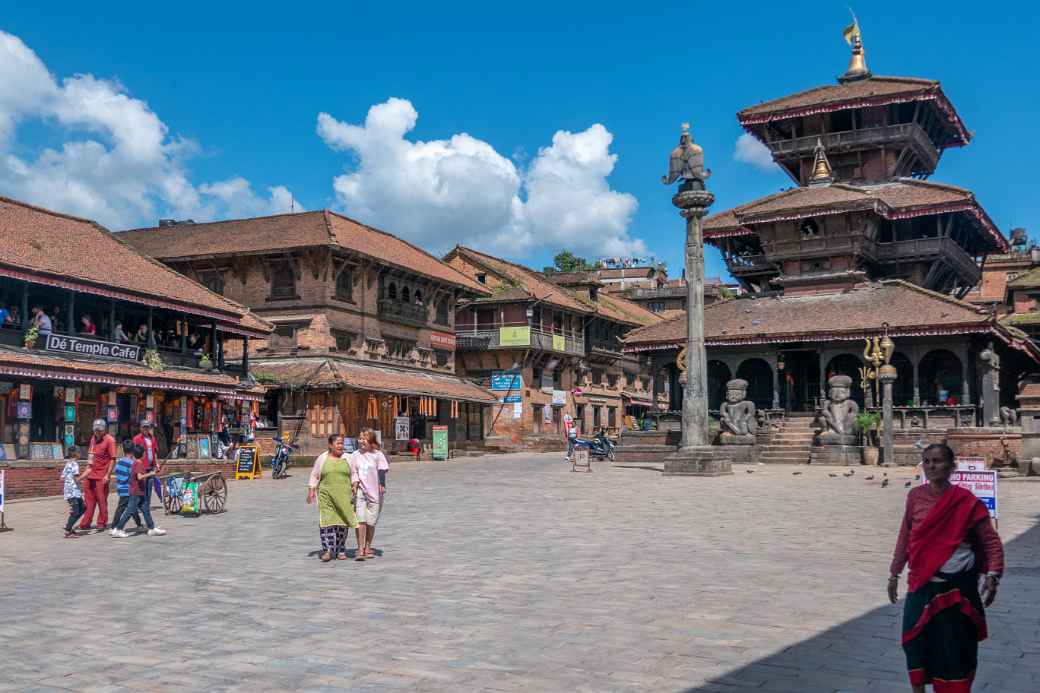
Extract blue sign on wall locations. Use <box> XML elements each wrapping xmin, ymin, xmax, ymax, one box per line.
<box><xmin>491</xmin><ymin>371</ymin><xmax>522</xmax><ymax>391</ymax></box>
<box><xmin>500</xmin><ymin>395</ymin><xmax>521</xmax><ymax>403</ymax></box>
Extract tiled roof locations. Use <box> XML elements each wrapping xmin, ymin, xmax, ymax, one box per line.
<box><xmin>449</xmin><ymin>247</ymin><xmax>662</xmax><ymax>327</ymax></box>
<box><xmin>703</xmin><ymin>180</ymin><xmax>1006</xmax><ymax>252</ymax></box>
<box><xmin>447</xmin><ymin>247</ymin><xmax>593</xmax><ymax>314</ymax></box>
<box><xmin>0</xmin><ymin>196</ymin><xmax>271</xmax><ymax>336</ymax></box>
<box><xmin>119</xmin><ymin>211</ymin><xmax>490</xmax><ymax>295</ymax></box>
<box><xmin>252</xmin><ymin>357</ymin><xmax>496</xmax><ymax>403</ymax></box>
<box><xmin>1007</xmin><ymin>267</ymin><xmax>1040</xmax><ymax>289</ymax></box>
<box><xmin>571</xmin><ymin>290</ymin><xmax>662</xmax><ymax>327</ymax></box>
<box><xmin>0</xmin><ymin>346</ymin><xmax>240</xmax><ymax>395</ymax></box>
<box><xmin>737</xmin><ymin>76</ymin><xmax>969</xmax><ymax>146</ymax></box>
<box><xmin>623</xmin><ymin>281</ymin><xmax>1000</xmax><ymax>349</ymax></box>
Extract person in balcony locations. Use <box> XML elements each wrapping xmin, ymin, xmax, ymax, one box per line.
<box><xmin>31</xmin><ymin>305</ymin><xmax>52</xmax><ymax>338</ymax></box>
<box><xmin>112</xmin><ymin>322</ymin><xmax>129</xmax><ymax>343</ymax></box>
<box><xmin>80</xmin><ymin>314</ymin><xmax>97</xmax><ymax>335</ymax></box>
<box><xmin>0</xmin><ymin>303</ymin><xmax>11</xmax><ymax>328</ymax></box>
<box><xmin>133</xmin><ymin>324</ymin><xmax>149</xmax><ymax>344</ymax></box>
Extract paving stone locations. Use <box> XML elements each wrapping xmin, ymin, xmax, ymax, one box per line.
<box><xmin>2</xmin><ymin>453</ymin><xmax>1039</xmax><ymax>692</ymax></box>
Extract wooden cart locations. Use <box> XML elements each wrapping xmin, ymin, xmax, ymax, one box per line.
<box><xmin>159</xmin><ymin>471</ymin><xmax>228</xmax><ymax>515</ymax></box>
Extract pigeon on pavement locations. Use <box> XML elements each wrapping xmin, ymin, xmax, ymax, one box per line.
<box><xmin>881</xmin><ymin>479</ymin><xmax>890</xmax><ymax>488</ymax></box>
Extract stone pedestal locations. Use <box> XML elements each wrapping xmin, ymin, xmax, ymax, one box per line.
<box><xmin>663</xmin><ymin>446</ymin><xmax>733</xmax><ymax>476</ymax></box>
<box><xmin>717</xmin><ymin>444</ymin><xmax>756</xmax><ymax>465</ymax></box>
<box><xmin>809</xmin><ymin>445</ymin><xmax>862</xmax><ymax>466</ymax></box>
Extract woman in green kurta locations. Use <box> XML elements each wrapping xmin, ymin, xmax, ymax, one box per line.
<box><xmin>307</xmin><ymin>434</ymin><xmax>358</xmax><ymax>561</ymax></box>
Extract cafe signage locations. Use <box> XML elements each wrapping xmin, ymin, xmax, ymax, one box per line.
<box><xmin>430</xmin><ymin>331</ymin><xmax>456</xmax><ymax>350</ymax></box>
<box><xmin>45</xmin><ymin>334</ymin><xmax>142</xmax><ymax>362</ymax></box>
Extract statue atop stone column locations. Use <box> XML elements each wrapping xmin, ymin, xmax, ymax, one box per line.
<box><xmin>662</xmin><ymin>123</ymin><xmax>712</xmax><ymax>190</ymax></box>
<box><xmin>817</xmin><ymin>375</ymin><xmax>860</xmax><ymax>445</ymax></box>
<box><xmin>718</xmin><ymin>379</ymin><xmax>757</xmax><ymax>444</ymax></box>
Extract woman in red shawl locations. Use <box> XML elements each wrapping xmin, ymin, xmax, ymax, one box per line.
<box><xmin>888</xmin><ymin>443</ymin><xmax>1004</xmax><ymax>692</ymax></box>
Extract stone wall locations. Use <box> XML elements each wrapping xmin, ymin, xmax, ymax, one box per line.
<box><xmin>1</xmin><ymin>459</ymin><xmax>237</xmax><ymax>501</ymax></box>
<box><xmin>945</xmin><ymin>428</ymin><xmax>1021</xmax><ymax>468</ymax></box>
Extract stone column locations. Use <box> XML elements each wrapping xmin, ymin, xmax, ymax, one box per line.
<box><xmin>659</xmin><ymin>123</ymin><xmax>731</xmax><ymax>476</ymax></box>
<box><xmin>979</xmin><ymin>342</ymin><xmax>1000</xmax><ymax>427</ymax></box>
<box><xmin>879</xmin><ymin>365</ymin><xmax>897</xmax><ymax>466</ymax></box>
<box><xmin>771</xmin><ymin>354</ymin><xmax>781</xmax><ymax>410</ymax></box>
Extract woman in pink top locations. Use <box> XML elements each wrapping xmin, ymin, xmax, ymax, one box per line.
<box><xmin>349</xmin><ymin>429</ymin><xmax>388</xmax><ymax>560</ymax></box>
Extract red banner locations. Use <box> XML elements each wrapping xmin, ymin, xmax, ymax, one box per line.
<box><xmin>430</xmin><ymin>331</ymin><xmax>456</xmax><ymax>350</ymax></box>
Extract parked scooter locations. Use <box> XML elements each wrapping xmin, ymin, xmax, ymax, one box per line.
<box><xmin>271</xmin><ymin>437</ymin><xmax>298</xmax><ymax>479</ymax></box>
<box><xmin>573</xmin><ymin>430</ymin><xmax>616</xmax><ymax>461</ymax></box>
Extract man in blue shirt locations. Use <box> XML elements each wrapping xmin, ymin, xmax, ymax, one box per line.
<box><xmin>111</xmin><ymin>440</ymin><xmax>143</xmax><ymax>531</ymax></box>
<box><xmin>0</xmin><ymin>304</ymin><xmax>11</xmax><ymax>328</ymax></box>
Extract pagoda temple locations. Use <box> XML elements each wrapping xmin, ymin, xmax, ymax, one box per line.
<box><xmin>623</xmin><ymin>28</ymin><xmax>1040</xmax><ymax>463</ymax></box>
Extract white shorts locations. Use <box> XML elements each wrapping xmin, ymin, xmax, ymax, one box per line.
<box><xmin>355</xmin><ymin>495</ymin><xmax>381</xmax><ymax>526</ymax></box>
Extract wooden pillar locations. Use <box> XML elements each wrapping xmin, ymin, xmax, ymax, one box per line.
<box><xmin>210</xmin><ymin>322</ymin><xmax>218</xmax><ymax>361</ymax></box>
<box><xmin>109</xmin><ymin>300</ymin><xmax>117</xmax><ymax>341</ymax></box>
<box><xmin>818</xmin><ymin>349</ymin><xmax>828</xmax><ymax>404</ymax></box>
<box><xmin>960</xmin><ymin>347</ymin><xmax>972</xmax><ymax>406</ymax></box>
<box><xmin>911</xmin><ymin>346</ymin><xmax>921</xmax><ymax>406</ymax></box>
<box><xmin>217</xmin><ymin>334</ymin><xmax>225</xmax><ymax>370</ymax></box>
<box><xmin>147</xmin><ymin>307</ymin><xmax>156</xmax><ymax>348</ymax></box>
<box><xmin>242</xmin><ymin>336</ymin><xmax>250</xmax><ymax>375</ymax></box>
<box><xmin>771</xmin><ymin>353</ymin><xmax>780</xmax><ymax>410</ymax></box>
<box><xmin>180</xmin><ymin>314</ymin><xmax>188</xmax><ymax>354</ymax></box>
<box><xmin>15</xmin><ymin>383</ymin><xmax>32</xmax><ymax>459</ymax></box>
<box><xmin>20</xmin><ymin>281</ymin><xmax>29</xmax><ymax>329</ymax></box>
<box><xmin>66</xmin><ymin>290</ymin><xmax>75</xmax><ymax>335</ymax></box>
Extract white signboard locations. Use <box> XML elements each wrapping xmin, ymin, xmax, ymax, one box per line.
<box><xmin>918</xmin><ymin>457</ymin><xmax>998</xmax><ymax>519</ymax></box>
<box><xmin>551</xmin><ymin>389</ymin><xmax>567</xmax><ymax>406</ymax></box>
<box><xmin>512</xmin><ymin>402</ymin><xmax>522</xmax><ymax>419</ymax></box>
<box><xmin>394</xmin><ymin>417</ymin><xmax>410</xmax><ymax>441</ymax></box>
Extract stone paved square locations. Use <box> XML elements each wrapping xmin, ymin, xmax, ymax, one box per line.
<box><xmin>3</xmin><ymin>454</ymin><xmax>1039</xmax><ymax>692</ymax></box>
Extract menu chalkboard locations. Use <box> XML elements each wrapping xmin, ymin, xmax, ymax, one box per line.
<box><xmin>235</xmin><ymin>444</ymin><xmax>260</xmax><ymax>480</ymax></box>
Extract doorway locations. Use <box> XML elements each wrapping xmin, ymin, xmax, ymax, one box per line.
<box><xmin>31</xmin><ymin>383</ymin><xmax>56</xmax><ymax>442</ymax></box>
<box><xmin>780</xmin><ymin>351</ymin><xmax>821</xmax><ymax>412</ymax></box>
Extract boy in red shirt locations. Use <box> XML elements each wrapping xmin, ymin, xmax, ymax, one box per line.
<box><xmin>110</xmin><ymin>444</ymin><xmax>167</xmax><ymax>538</ymax></box>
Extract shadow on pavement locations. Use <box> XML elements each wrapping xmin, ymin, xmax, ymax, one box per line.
<box><xmin>681</xmin><ymin>513</ymin><xmax>1040</xmax><ymax>693</ymax></box>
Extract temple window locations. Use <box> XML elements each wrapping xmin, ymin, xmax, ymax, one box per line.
<box><xmin>270</xmin><ymin>260</ymin><xmax>295</xmax><ymax>300</ymax></box>
<box><xmin>335</xmin><ymin>267</ymin><xmax>353</xmax><ymax>302</ymax></box>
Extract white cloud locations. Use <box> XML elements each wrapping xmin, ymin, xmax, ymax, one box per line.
<box><xmin>0</xmin><ymin>31</ymin><xmax>299</xmax><ymax>229</ymax></box>
<box><xmin>317</xmin><ymin>98</ymin><xmax>645</xmax><ymax>259</ymax></box>
<box><xmin>733</xmin><ymin>132</ymin><xmax>779</xmax><ymax>171</ymax></box>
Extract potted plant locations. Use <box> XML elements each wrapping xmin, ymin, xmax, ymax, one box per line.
<box><xmin>855</xmin><ymin>411</ymin><xmax>881</xmax><ymax>465</ymax></box>
<box><xmin>23</xmin><ymin>324</ymin><xmax>39</xmax><ymax>348</ymax></box>
<box><xmin>144</xmin><ymin>348</ymin><xmax>165</xmax><ymax>372</ymax></box>
<box><xmin>198</xmin><ymin>353</ymin><xmax>213</xmax><ymax>370</ymax></box>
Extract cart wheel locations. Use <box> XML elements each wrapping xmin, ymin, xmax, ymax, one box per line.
<box><xmin>203</xmin><ymin>475</ymin><xmax>227</xmax><ymax>514</ymax></box>
<box><xmin>164</xmin><ymin>490</ymin><xmax>182</xmax><ymax>515</ymax></box>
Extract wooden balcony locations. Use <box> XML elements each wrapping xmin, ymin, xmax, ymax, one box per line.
<box><xmin>876</xmin><ymin>236</ymin><xmax>981</xmax><ymax>285</ymax></box>
<box><xmin>725</xmin><ymin>253</ymin><xmax>776</xmax><ymax>278</ymax></box>
<box><xmin>768</xmin><ymin>123</ymin><xmax>939</xmax><ymax>173</ymax></box>
<box><xmin>378</xmin><ymin>298</ymin><xmax>428</xmax><ymax>327</ymax></box>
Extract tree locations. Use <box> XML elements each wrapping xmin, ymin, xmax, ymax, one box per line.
<box><xmin>546</xmin><ymin>250</ymin><xmax>595</xmax><ymax>274</ymax></box>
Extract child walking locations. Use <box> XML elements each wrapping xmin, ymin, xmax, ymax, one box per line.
<box><xmin>61</xmin><ymin>447</ymin><xmax>85</xmax><ymax>538</ymax></box>
<box><xmin>110</xmin><ymin>444</ymin><xmax>166</xmax><ymax>538</ymax></box>
<box><xmin>111</xmin><ymin>440</ymin><xmax>143</xmax><ymax>532</ymax></box>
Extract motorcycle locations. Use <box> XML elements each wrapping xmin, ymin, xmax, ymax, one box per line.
<box><xmin>271</xmin><ymin>437</ymin><xmax>298</xmax><ymax>479</ymax></box>
<box><xmin>574</xmin><ymin>430</ymin><xmax>616</xmax><ymax>462</ymax></box>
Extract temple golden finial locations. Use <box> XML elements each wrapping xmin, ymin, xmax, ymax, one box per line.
<box><xmin>839</xmin><ymin>11</ymin><xmax>871</xmax><ymax>82</ymax></box>
<box><xmin>809</xmin><ymin>138</ymin><xmax>834</xmax><ymax>186</ymax></box>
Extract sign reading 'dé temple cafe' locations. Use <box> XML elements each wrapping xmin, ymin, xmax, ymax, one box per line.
<box><xmin>44</xmin><ymin>334</ymin><xmax>142</xmax><ymax>362</ymax></box>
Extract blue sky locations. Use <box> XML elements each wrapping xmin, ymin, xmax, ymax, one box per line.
<box><xmin>2</xmin><ymin>2</ymin><xmax>1037</xmax><ymax>280</ymax></box>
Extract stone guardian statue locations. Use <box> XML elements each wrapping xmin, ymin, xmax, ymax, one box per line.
<box><xmin>718</xmin><ymin>379</ymin><xmax>757</xmax><ymax>444</ymax></box>
<box><xmin>818</xmin><ymin>375</ymin><xmax>860</xmax><ymax>445</ymax></box>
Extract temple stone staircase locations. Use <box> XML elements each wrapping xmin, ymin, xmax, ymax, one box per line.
<box><xmin>758</xmin><ymin>414</ymin><xmax>816</xmax><ymax>464</ymax></box>
<box><xmin>613</xmin><ymin>430</ymin><xmax>681</xmax><ymax>464</ymax></box>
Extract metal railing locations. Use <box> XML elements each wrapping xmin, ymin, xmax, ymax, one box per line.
<box><xmin>454</xmin><ymin>324</ymin><xmax>585</xmax><ymax>355</ymax></box>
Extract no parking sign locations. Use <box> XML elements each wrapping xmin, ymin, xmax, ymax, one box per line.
<box><xmin>919</xmin><ymin>457</ymin><xmax>998</xmax><ymax>520</ymax></box>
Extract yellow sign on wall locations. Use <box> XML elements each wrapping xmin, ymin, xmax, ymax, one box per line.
<box><xmin>552</xmin><ymin>334</ymin><xmax>566</xmax><ymax>351</ymax></box>
<box><xmin>499</xmin><ymin>326</ymin><xmax>531</xmax><ymax>347</ymax></box>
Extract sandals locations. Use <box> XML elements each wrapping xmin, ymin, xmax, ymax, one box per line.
<box><xmin>354</xmin><ymin>553</ymin><xmax>366</xmax><ymax>561</ymax></box>
<box><xmin>320</xmin><ymin>552</ymin><xmax>333</xmax><ymax>562</ymax></box>
<box><xmin>337</xmin><ymin>553</ymin><xmax>348</xmax><ymax>561</ymax></box>
<box><xmin>64</xmin><ymin>531</ymin><xmax>79</xmax><ymax>539</ymax></box>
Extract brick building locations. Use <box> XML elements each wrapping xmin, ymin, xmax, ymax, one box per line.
<box><xmin>0</xmin><ymin>196</ymin><xmax>271</xmax><ymax>497</ymax></box>
<box><xmin>120</xmin><ymin>211</ymin><xmax>496</xmax><ymax>456</ymax></box>
<box><xmin>443</xmin><ymin>246</ymin><xmax>661</xmax><ymax>449</ymax></box>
